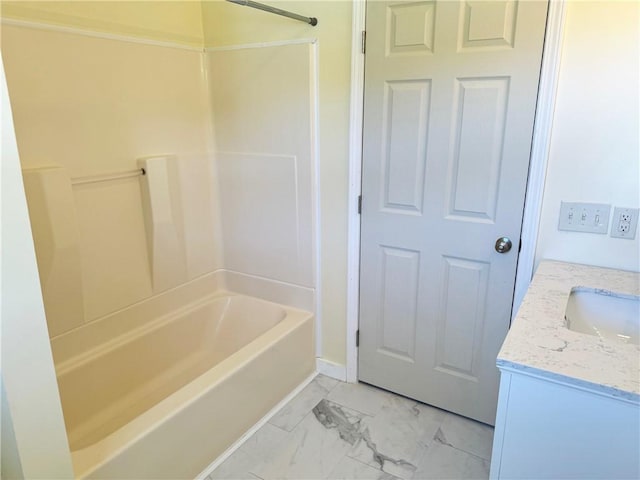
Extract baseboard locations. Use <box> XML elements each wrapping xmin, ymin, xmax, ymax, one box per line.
<box><xmin>196</xmin><ymin>371</ymin><xmax>318</xmax><ymax>479</ymax></box>
<box><xmin>315</xmin><ymin>358</ymin><xmax>348</xmax><ymax>382</ymax></box>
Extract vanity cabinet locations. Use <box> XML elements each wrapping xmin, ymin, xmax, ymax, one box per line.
<box><xmin>490</xmin><ymin>261</ymin><xmax>640</xmax><ymax>480</ymax></box>
<box><xmin>490</xmin><ymin>369</ymin><xmax>640</xmax><ymax>479</ymax></box>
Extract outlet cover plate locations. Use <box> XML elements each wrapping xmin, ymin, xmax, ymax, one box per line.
<box><xmin>610</xmin><ymin>207</ymin><xmax>639</xmax><ymax>239</ymax></box>
<box><xmin>558</xmin><ymin>202</ymin><xmax>611</xmax><ymax>234</ymax></box>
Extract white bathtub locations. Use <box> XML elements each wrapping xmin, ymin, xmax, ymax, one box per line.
<box><xmin>51</xmin><ymin>291</ymin><xmax>314</xmax><ymax>478</ymax></box>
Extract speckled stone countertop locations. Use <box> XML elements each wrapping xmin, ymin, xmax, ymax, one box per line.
<box><xmin>497</xmin><ymin>260</ymin><xmax>640</xmax><ymax>403</ymax></box>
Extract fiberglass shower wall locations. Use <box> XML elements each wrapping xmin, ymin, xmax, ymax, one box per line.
<box><xmin>2</xmin><ymin>23</ymin><xmax>221</xmax><ymax>337</ymax></box>
<box><xmin>207</xmin><ymin>43</ymin><xmax>319</xmax><ymax>314</ymax></box>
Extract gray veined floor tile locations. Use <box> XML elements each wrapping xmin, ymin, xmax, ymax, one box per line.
<box><xmin>327</xmin><ymin>381</ymin><xmax>398</xmax><ymax>417</ymax></box>
<box><xmin>411</xmin><ymin>442</ymin><xmax>490</xmax><ymax>480</ymax></box>
<box><xmin>327</xmin><ymin>455</ymin><xmax>401</xmax><ymax>480</ymax></box>
<box><xmin>210</xmin><ymin>448</ymin><xmax>262</xmax><ymax>480</ymax></box>
<box><xmin>210</xmin><ymin>424</ymin><xmax>290</xmax><ymax>479</ymax></box>
<box><xmin>315</xmin><ymin>373</ymin><xmax>340</xmax><ymax>392</ymax></box>
<box><xmin>239</xmin><ymin>422</ymin><xmax>292</xmax><ymax>461</ymax></box>
<box><xmin>251</xmin><ymin>399</ymin><xmax>365</xmax><ymax>480</ymax></box>
<box><xmin>347</xmin><ymin>397</ymin><xmax>446</xmax><ymax>479</ymax></box>
<box><xmin>269</xmin><ymin>375</ymin><xmax>339</xmax><ymax>432</ymax></box>
<box><xmin>210</xmin><ymin>379</ymin><xmax>496</xmax><ymax>480</ymax></box>
<box><xmin>435</xmin><ymin>413</ymin><xmax>494</xmax><ymax>460</ymax></box>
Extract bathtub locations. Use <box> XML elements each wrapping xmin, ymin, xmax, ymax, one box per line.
<box><xmin>51</xmin><ymin>291</ymin><xmax>314</xmax><ymax>479</ymax></box>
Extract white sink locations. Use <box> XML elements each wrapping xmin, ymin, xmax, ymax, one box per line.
<box><xmin>565</xmin><ymin>287</ymin><xmax>640</xmax><ymax>345</ymax></box>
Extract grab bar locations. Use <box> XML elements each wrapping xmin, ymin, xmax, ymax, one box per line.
<box><xmin>71</xmin><ymin>168</ymin><xmax>145</xmax><ymax>186</ymax></box>
<box><xmin>226</xmin><ymin>0</ymin><xmax>318</xmax><ymax>26</ymax></box>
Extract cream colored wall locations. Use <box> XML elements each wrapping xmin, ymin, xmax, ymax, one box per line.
<box><xmin>1</xmin><ymin>0</ymin><xmax>204</xmax><ymax>47</ymax></box>
<box><xmin>2</xmin><ymin>25</ymin><xmax>211</xmax><ymax>175</ymax></box>
<box><xmin>535</xmin><ymin>1</ymin><xmax>640</xmax><ymax>272</ymax></box>
<box><xmin>1</xmin><ymin>61</ymin><xmax>74</xmax><ymax>479</ymax></box>
<box><xmin>202</xmin><ymin>0</ymin><xmax>352</xmax><ymax>364</ymax></box>
<box><xmin>2</xmin><ymin>23</ymin><xmax>221</xmax><ymax>334</ymax></box>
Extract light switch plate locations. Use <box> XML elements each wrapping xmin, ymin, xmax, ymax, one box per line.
<box><xmin>558</xmin><ymin>202</ymin><xmax>611</xmax><ymax>234</ymax></box>
<box><xmin>610</xmin><ymin>207</ymin><xmax>639</xmax><ymax>239</ymax></box>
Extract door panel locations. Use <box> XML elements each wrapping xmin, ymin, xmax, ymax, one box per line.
<box><xmin>460</xmin><ymin>0</ymin><xmax>518</xmax><ymax>50</ymax></box>
<box><xmin>449</xmin><ymin>77</ymin><xmax>508</xmax><ymax>221</ymax></box>
<box><xmin>377</xmin><ymin>245</ymin><xmax>420</xmax><ymax>361</ymax></box>
<box><xmin>382</xmin><ymin>80</ymin><xmax>431</xmax><ymax>213</ymax></box>
<box><xmin>436</xmin><ymin>256</ymin><xmax>489</xmax><ymax>379</ymax></box>
<box><xmin>387</xmin><ymin>2</ymin><xmax>436</xmax><ymax>55</ymax></box>
<box><xmin>358</xmin><ymin>0</ymin><xmax>548</xmax><ymax>425</ymax></box>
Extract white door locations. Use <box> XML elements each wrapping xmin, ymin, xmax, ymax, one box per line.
<box><xmin>358</xmin><ymin>0</ymin><xmax>548</xmax><ymax>425</ymax></box>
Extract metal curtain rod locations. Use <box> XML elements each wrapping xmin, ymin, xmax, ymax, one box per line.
<box><xmin>226</xmin><ymin>0</ymin><xmax>318</xmax><ymax>26</ymax></box>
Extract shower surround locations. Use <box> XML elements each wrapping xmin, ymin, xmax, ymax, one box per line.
<box><xmin>2</xmin><ymin>14</ymin><xmax>318</xmax><ymax>479</ymax></box>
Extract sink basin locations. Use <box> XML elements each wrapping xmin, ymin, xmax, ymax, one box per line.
<box><xmin>565</xmin><ymin>287</ymin><xmax>640</xmax><ymax>345</ymax></box>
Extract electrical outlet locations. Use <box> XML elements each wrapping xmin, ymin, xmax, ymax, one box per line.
<box><xmin>558</xmin><ymin>202</ymin><xmax>610</xmax><ymax>234</ymax></box>
<box><xmin>610</xmin><ymin>207</ymin><xmax>639</xmax><ymax>239</ymax></box>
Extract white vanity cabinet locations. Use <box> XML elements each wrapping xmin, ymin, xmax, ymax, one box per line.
<box><xmin>490</xmin><ymin>261</ymin><xmax>640</xmax><ymax>479</ymax></box>
<box><xmin>490</xmin><ymin>369</ymin><xmax>640</xmax><ymax>479</ymax></box>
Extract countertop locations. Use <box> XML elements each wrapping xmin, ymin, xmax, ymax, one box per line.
<box><xmin>497</xmin><ymin>260</ymin><xmax>640</xmax><ymax>403</ymax></box>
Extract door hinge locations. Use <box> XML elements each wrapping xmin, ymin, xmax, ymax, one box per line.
<box><xmin>361</xmin><ymin>30</ymin><xmax>366</xmax><ymax>54</ymax></box>
<box><xmin>356</xmin><ymin>329</ymin><xmax>360</xmax><ymax>347</ymax></box>
<box><xmin>357</xmin><ymin>195</ymin><xmax>362</xmax><ymax>214</ymax></box>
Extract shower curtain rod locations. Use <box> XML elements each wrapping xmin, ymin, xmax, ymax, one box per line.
<box><xmin>226</xmin><ymin>0</ymin><xmax>318</xmax><ymax>26</ymax></box>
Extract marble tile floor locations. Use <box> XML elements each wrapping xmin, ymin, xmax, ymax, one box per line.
<box><xmin>207</xmin><ymin>375</ymin><xmax>494</xmax><ymax>480</ymax></box>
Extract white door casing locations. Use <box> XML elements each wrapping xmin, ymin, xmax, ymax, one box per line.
<box><xmin>358</xmin><ymin>0</ymin><xmax>548</xmax><ymax>424</ymax></box>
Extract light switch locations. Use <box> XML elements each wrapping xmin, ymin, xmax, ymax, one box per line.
<box><xmin>558</xmin><ymin>202</ymin><xmax>610</xmax><ymax>234</ymax></box>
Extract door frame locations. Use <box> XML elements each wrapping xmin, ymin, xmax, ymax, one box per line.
<box><xmin>345</xmin><ymin>0</ymin><xmax>567</xmax><ymax>383</ymax></box>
